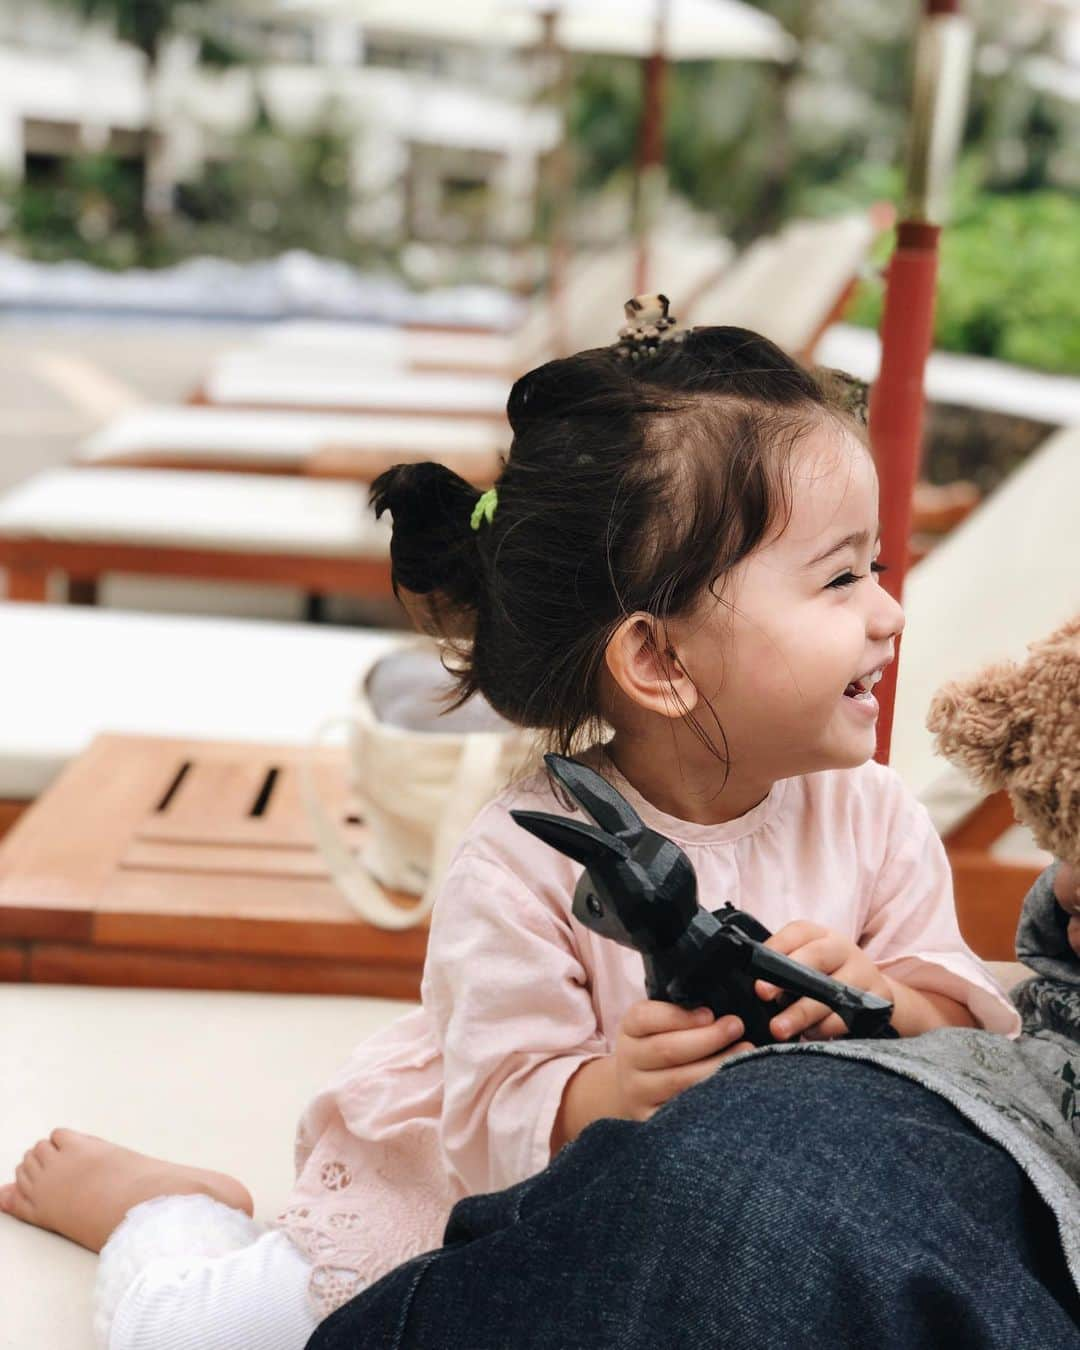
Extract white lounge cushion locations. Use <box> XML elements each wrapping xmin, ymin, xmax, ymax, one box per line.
<box><xmin>818</xmin><ymin>324</ymin><xmax>1080</xmax><ymax>427</ymax></box>
<box><xmin>695</xmin><ymin>212</ymin><xmax>877</xmax><ymax>352</ymax></box>
<box><xmin>204</xmin><ymin>361</ymin><xmax>511</xmax><ymax>416</ymax></box>
<box><xmin>0</xmin><ymin>959</ymin><xmax>1031</xmax><ymax>1350</ymax></box>
<box><xmin>0</xmin><ymin>605</ymin><xmax>399</xmax><ymax>799</ymax></box>
<box><xmin>891</xmin><ymin>424</ymin><xmax>1080</xmax><ymax>835</ymax></box>
<box><xmin>249</xmin><ymin>234</ymin><xmax>735</xmax><ymax>378</ymax></box>
<box><xmin>78</xmin><ymin>406</ymin><xmax>507</xmax><ymax>467</ymax></box>
<box><xmin>0</xmin><ymin>983</ymin><xmax>412</xmax><ymax>1350</ymax></box>
<box><xmin>0</xmin><ymin>468</ymin><xmax>390</xmax><ymax>557</ymax></box>
<box><xmin>255</xmin><ymin>322</ymin><xmax>514</xmax><ymax>373</ymax></box>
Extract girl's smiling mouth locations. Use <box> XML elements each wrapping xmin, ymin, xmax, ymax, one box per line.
<box><xmin>842</xmin><ymin>665</ymin><xmax>888</xmax><ymax>717</ymax></box>
<box><xmin>843</xmin><ymin>667</ymin><xmax>885</xmax><ymax>699</ymax></box>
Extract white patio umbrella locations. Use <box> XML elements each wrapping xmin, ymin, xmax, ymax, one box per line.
<box><xmin>279</xmin><ymin>0</ymin><xmax>795</xmax><ymax>309</ymax></box>
<box><xmin>324</xmin><ymin>0</ymin><xmax>791</xmax><ymax>62</ymax></box>
<box><xmin>521</xmin><ymin>1</ymin><xmax>797</xmax><ymax>295</ymax></box>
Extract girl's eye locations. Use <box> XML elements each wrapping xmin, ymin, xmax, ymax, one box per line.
<box><xmin>827</xmin><ymin>562</ymin><xmax>889</xmax><ymax>590</ymax></box>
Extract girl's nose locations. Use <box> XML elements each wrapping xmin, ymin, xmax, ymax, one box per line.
<box><xmin>870</xmin><ymin>581</ymin><xmax>905</xmax><ymax>641</ymax></box>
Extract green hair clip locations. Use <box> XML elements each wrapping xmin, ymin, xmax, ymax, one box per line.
<box><xmin>470</xmin><ymin>487</ymin><xmax>498</xmax><ymax>531</ymax></box>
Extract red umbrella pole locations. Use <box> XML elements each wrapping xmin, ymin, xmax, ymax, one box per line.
<box><xmin>871</xmin><ymin>0</ymin><xmax>973</xmax><ymax>764</ymax></box>
<box><xmin>870</xmin><ymin>221</ymin><xmax>940</xmax><ymax>763</ymax></box>
<box><xmin>633</xmin><ymin>0</ymin><xmax>670</xmax><ymax>293</ymax></box>
<box><xmin>539</xmin><ymin>11</ymin><xmax>573</xmax><ymax>356</ymax></box>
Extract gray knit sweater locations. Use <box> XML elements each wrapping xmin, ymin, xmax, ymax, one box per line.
<box><xmin>740</xmin><ymin>862</ymin><xmax>1080</xmax><ymax>1289</ymax></box>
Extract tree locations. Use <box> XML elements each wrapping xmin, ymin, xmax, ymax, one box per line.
<box><xmin>42</xmin><ymin>0</ymin><xmax>244</xmax><ymax>223</ymax></box>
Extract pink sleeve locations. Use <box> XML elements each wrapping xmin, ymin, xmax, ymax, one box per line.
<box><xmin>422</xmin><ymin>849</ymin><xmax>608</xmax><ymax>1195</ymax></box>
<box><xmin>859</xmin><ymin>788</ymin><xmax>1021</xmax><ymax>1037</ymax></box>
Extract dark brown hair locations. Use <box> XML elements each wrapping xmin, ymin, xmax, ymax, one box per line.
<box><xmin>371</xmin><ymin>326</ymin><xmax>859</xmax><ymax>759</ymax></box>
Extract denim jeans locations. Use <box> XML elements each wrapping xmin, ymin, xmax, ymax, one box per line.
<box><xmin>306</xmin><ymin>1056</ymin><xmax>1080</xmax><ymax>1349</ymax></box>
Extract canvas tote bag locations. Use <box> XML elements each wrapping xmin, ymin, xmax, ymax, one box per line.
<box><xmin>302</xmin><ymin>638</ymin><xmax>539</xmax><ymax>929</ymax></box>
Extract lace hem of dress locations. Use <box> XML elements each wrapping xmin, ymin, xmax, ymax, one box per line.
<box><xmin>276</xmin><ymin>1148</ymin><xmax>454</xmax><ymax>1321</ymax></box>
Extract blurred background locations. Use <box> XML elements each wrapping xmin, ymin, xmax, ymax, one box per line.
<box><xmin>0</xmin><ymin>0</ymin><xmax>1078</xmax><ymax>623</ymax></box>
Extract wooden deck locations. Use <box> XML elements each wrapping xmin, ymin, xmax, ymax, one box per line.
<box><xmin>0</xmin><ymin>733</ymin><xmax>427</xmax><ymax>996</ymax></box>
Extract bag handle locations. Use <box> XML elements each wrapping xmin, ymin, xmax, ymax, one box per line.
<box><xmin>301</xmin><ymin>715</ymin><xmax>432</xmax><ymax>931</ymax></box>
<box><xmin>301</xmin><ymin>718</ymin><xmax>507</xmax><ymax>931</ymax></box>
<box><xmin>418</xmin><ymin>732</ymin><xmax>505</xmax><ymax>912</ymax></box>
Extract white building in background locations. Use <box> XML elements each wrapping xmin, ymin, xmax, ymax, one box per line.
<box><xmin>0</xmin><ymin>2</ymin><xmax>560</xmax><ymax>256</ymax></box>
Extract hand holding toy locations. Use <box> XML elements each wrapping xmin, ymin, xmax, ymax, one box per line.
<box><xmin>512</xmin><ymin>754</ymin><xmax>896</xmax><ymax>1045</ymax></box>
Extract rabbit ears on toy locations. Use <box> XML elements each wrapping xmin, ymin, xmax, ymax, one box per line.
<box><xmin>510</xmin><ymin>754</ymin><xmax>645</xmax><ymax>867</ymax></box>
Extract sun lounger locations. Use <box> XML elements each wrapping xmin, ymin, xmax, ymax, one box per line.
<box><xmin>254</xmin><ymin>322</ymin><xmax>517</xmax><ymax>374</ymax></box>
<box><xmin>201</xmin><ymin>214</ymin><xmax>873</xmax><ymax>410</ymax></box>
<box><xmin>185</xmin><ymin>213</ymin><xmax>874</xmax><ymax>423</ymax></box>
<box><xmin>75</xmin><ymin>406</ymin><xmax>505</xmax><ymax>483</ymax></box>
<box><xmin>0</xmin><ymin>604</ymin><xmax>400</xmax><ymax>807</ymax></box>
<box><xmin>198</xmin><ymin>365</ymin><xmax>512</xmax><ymax>420</ymax></box>
<box><xmin>194</xmin><ymin>234</ymin><xmax>729</xmax><ymax>415</ymax></box>
<box><xmin>686</xmin><ymin>209</ymin><xmax>889</xmax><ymax>360</ymax></box>
<box><xmin>0</xmin><ymin>951</ymin><xmax>1032</xmax><ymax>1350</ymax></box>
<box><xmin>73</xmin><ymin>217</ymin><xmax>872</xmax><ymax>488</ymax></box>
<box><xmin>818</xmin><ymin>323</ymin><xmax>1080</xmax><ymax>427</ymax></box>
<box><xmin>0</xmin><ymin>468</ymin><xmax>394</xmax><ymax>605</ymax></box>
<box><xmin>0</xmin><ymin>983</ymin><xmax>408</xmax><ymax>1350</ymax></box>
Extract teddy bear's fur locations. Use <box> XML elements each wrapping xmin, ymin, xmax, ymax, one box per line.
<box><xmin>926</xmin><ymin>613</ymin><xmax>1080</xmax><ymax>868</ymax></box>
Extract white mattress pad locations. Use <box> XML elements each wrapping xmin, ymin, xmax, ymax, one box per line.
<box><xmin>0</xmin><ymin>604</ymin><xmax>400</xmax><ymax>798</ymax></box>
<box><xmin>0</xmin><ymin>468</ymin><xmax>391</xmax><ymax>556</ymax></box>
<box><xmin>78</xmin><ymin>405</ymin><xmax>507</xmax><ymax>465</ymax></box>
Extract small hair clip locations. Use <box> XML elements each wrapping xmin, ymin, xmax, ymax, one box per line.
<box><xmin>616</xmin><ymin>293</ymin><xmax>682</xmax><ymax>360</ymax></box>
<box><xmin>814</xmin><ymin>366</ymin><xmax>870</xmax><ymax>428</ymax></box>
<box><xmin>470</xmin><ymin>487</ymin><xmax>498</xmax><ymax>531</ymax></box>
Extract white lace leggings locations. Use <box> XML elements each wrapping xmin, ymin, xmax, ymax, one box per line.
<box><xmin>95</xmin><ymin>1194</ymin><xmax>322</xmax><ymax>1350</ymax></box>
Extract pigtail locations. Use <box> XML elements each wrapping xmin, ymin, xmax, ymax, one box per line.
<box><xmin>370</xmin><ymin>462</ymin><xmax>487</xmax><ymax>635</ymax></box>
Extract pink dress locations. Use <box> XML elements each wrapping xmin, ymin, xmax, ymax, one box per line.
<box><xmin>275</xmin><ymin>755</ymin><xmax>1020</xmax><ymax>1317</ymax></box>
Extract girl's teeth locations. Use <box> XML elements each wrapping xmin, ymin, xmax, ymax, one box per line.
<box><xmin>845</xmin><ymin>669</ymin><xmax>883</xmax><ymax>697</ymax></box>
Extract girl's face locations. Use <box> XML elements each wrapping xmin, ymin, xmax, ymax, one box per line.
<box><xmin>671</xmin><ymin>421</ymin><xmax>905</xmax><ymax>781</ymax></box>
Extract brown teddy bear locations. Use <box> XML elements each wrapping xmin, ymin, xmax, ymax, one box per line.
<box><xmin>926</xmin><ymin>612</ymin><xmax>1080</xmax><ymax>949</ymax></box>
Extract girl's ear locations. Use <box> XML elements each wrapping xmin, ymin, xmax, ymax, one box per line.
<box><xmin>604</xmin><ymin>614</ymin><xmax>699</xmax><ymax>720</ymax></box>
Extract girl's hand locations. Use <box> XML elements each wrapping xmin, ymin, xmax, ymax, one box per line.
<box><xmin>614</xmin><ymin>999</ymin><xmax>754</xmax><ymax>1122</ymax></box>
<box><xmin>754</xmin><ymin>922</ymin><xmax>893</xmax><ymax>1042</ymax></box>
<box><xmin>1053</xmin><ymin>862</ymin><xmax>1080</xmax><ymax>958</ymax></box>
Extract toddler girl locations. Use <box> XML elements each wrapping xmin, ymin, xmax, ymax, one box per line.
<box><xmin>0</xmin><ymin>321</ymin><xmax>1019</xmax><ymax>1350</ymax></box>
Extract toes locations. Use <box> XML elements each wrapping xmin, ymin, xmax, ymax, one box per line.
<box><xmin>50</xmin><ymin>1127</ymin><xmax>78</xmax><ymax>1149</ymax></box>
<box><xmin>0</xmin><ymin>1180</ymin><xmax>33</xmax><ymax>1224</ymax></box>
<box><xmin>32</xmin><ymin>1138</ymin><xmax>58</xmax><ymax>1165</ymax></box>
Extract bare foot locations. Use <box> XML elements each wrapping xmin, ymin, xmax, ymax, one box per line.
<box><xmin>0</xmin><ymin>1128</ymin><xmax>254</xmax><ymax>1253</ymax></box>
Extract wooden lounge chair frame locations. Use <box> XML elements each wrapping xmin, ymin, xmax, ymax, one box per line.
<box><xmin>0</xmin><ymin>537</ymin><xmax>393</xmax><ymax>607</ymax></box>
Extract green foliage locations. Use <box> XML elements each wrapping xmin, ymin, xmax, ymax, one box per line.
<box><xmin>45</xmin><ymin>0</ymin><xmax>207</xmax><ymax>62</ymax></box>
<box><xmin>2</xmin><ymin>112</ymin><xmax>382</xmax><ymax>272</ymax></box>
<box><xmin>7</xmin><ymin>154</ymin><xmax>145</xmax><ymax>268</ymax></box>
<box><xmin>565</xmin><ymin>0</ymin><xmax>1079</xmax><ymax>373</ymax></box>
<box><xmin>840</xmin><ymin>188</ymin><xmax>1080</xmax><ymax>376</ymax></box>
<box><xmin>169</xmin><ymin>110</ymin><xmax>368</xmax><ymax>264</ymax></box>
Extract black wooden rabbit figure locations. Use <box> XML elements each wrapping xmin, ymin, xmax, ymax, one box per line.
<box><xmin>512</xmin><ymin>754</ymin><xmax>896</xmax><ymax>1045</ymax></box>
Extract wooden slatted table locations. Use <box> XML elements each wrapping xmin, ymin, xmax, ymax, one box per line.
<box><xmin>0</xmin><ymin>733</ymin><xmax>427</xmax><ymax>996</ymax></box>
